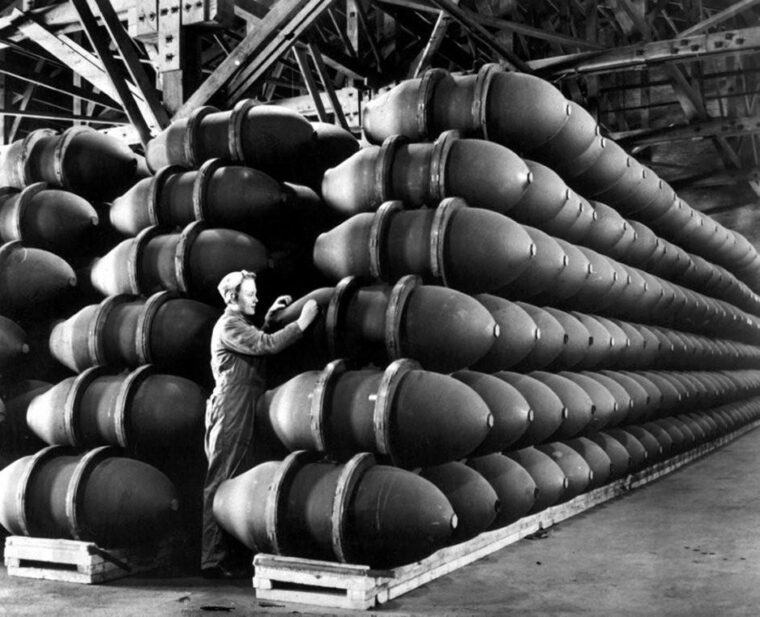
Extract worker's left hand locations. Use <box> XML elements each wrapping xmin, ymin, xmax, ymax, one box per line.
<box><xmin>265</xmin><ymin>295</ymin><xmax>293</xmax><ymax>319</ymax></box>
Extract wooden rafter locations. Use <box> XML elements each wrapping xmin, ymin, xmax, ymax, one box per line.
<box><xmin>173</xmin><ymin>0</ymin><xmax>333</xmax><ymax>119</ymax></box>
<box><xmin>71</xmin><ymin>0</ymin><xmax>152</xmax><ymax>144</ymax></box>
<box><xmin>89</xmin><ymin>0</ymin><xmax>169</xmax><ymax>129</ymax></box>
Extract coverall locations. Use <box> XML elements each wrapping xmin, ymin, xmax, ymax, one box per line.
<box><xmin>201</xmin><ymin>306</ymin><xmax>303</xmax><ymax>569</ymax></box>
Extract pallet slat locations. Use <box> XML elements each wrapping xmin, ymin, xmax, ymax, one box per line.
<box><xmin>4</xmin><ymin>536</ymin><xmax>174</xmax><ymax>584</ymax></box>
<box><xmin>253</xmin><ymin>419</ymin><xmax>760</xmax><ymax>610</ymax></box>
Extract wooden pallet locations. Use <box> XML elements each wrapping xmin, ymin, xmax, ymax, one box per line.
<box><xmin>4</xmin><ymin>536</ymin><xmax>173</xmax><ymax>584</ymax></box>
<box><xmin>253</xmin><ymin>418</ymin><xmax>760</xmax><ymax>610</ymax></box>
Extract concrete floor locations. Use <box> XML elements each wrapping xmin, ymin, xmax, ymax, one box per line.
<box><xmin>2</xmin><ymin>427</ymin><xmax>760</xmax><ymax>617</ymax></box>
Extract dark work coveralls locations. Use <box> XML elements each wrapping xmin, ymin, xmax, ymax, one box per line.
<box><xmin>201</xmin><ymin>306</ymin><xmax>303</xmax><ymax>569</ymax></box>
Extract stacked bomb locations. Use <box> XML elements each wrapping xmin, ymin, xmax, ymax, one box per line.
<box><xmin>319</xmin><ymin>140</ymin><xmax>760</xmax><ymax>331</ymax></box>
<box><xmin>360</xmin><ymin>66</ymin><xmax>760</xmax><ymax>291</ymax></box>
<box><xmin>0</xmin><ymin>128</ymin><xmax>194</xmax><ymax>548</ymax></box>
<box><xmin>0</xmin><ymin>104</ymin><xmax>365</xmax><ymax>552</ymax></box>
<box><xmin>0</xmin><ymin>128</ymin><xmax>145</xmax><ymax>461</ymax></box>
<box><xmin>209</xmin><ymin>74</ymin><xmax>760</xmax><ymax>568</ymax></box>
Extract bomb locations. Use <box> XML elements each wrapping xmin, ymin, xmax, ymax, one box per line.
<box><xmin>0</xmin><ymin>184</ymin><xmax>98</xmax><ymax>255</ymax></box>
<box><xmin>466</xmin><ymin>454</ymin><xmax>537</xmax><ymax>527</ymax></box>
<box><xmin>0</xmin><ymin>127</ymin><xmax>141</xmax><ymax>200</ymax></box>
<box><xmin>0</xmin><ymin>242</ymin><xmax>77</xmax><ymax>314</ymax></box>
<box><xmin>145</xmin><ymin>102</ymin><xmax>316</xmax><ymax>182</ymax></box>
<box><xmin>26</xmin><ymin>366</ymin><xmax>205</xmax><ymax>461</ymax></box>
<box><xmin>89</xmin><ymin>222</ymin><xmax>268</xmax><ymax>303</ymax></box>
<box><xmin>274</xmin><ymin>275</ymin><xmax>499</xmax><ymax>373</ymax></box>
<box><xmin>212</xmin><ymin>451</ymin><xmax>457</xmax><ymax>568</ymax></box>
<box><xmin>471</xmin><ymin>295</ymin><xmax>540</xmax><ymax>371</ymax></box>
<box><xmin>505</xmin><ymin>447</ymin><xmax>568</xmax><ymax>514</ymax></box>
<box><xmin>0</xmin><ymin>317</ymin><xmax>29</xmax><ymax>369</ymax></box>
<box><xmin>536</xmin><ymin>442</ymin><xmax>594</xmax><ymax>501</ymax></box>
<box><xmin>313</xmin><ymin>199</ymin><xmax>535</xmax><ymax>293</ymax></box>
<box><xmin>0</xmin><ymin>446</ymin><xmax>178</xmax><ymax>546</ymax></box>
<box><xmin>419</xmin><ymin>462</ymin><xmax>500</xmax><ymax>544</ymax></box>
<box><xmin>48</xmin><ymin>291</ymin><xmax>219</xmax><ymax>375</ymax></box>
<box><xmin>258</xmin><ymin>359</ymin><xmax>492</xmax><ymax>467</ymax></box>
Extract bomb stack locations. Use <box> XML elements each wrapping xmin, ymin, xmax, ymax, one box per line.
<box><xmin>209</xmin><ymin>71</ymin><xmax>760</xmax><ymax>569</ymax></box>
<box><xmin>1</xmin><ymin>75</ymin><xmax>759</xmax><ymax>573</ymax></box>
<box><xmin>0</xmin><ymin>105</ymin><xmax>365</xmax><ymax>560</ymax></box>
<box><xmin>0</xmin><ymin>127</ymin><xmax>191</xmax><ymax>550</ymax></box>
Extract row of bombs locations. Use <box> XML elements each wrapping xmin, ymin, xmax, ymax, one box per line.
<box><xmin>74</xmin><ymin>209</ymin><xmax>760</xmax><ymax>366</ymax></box>
<box><xmin>1</xmin><ymin>364</ymin><xmax>757</xmax><ymax>563</ymax></box>
<box><xmin>0</xmin><ymin>107</ymin><xmax>360</xmax><ymax>202</ymax></box>
<box><xmin>252</xmin><ymin>360</ymin><xmax>760</xmax><ymax>468</ymax></box>
<box><xmin>106</xmin><ymin>150</ymin><xmax>760</xmax><ymax>327</ymax></box>
<box><xmin>45</xmin><ymin>282</ymin><xmax>760</xmax><ymax>387</ymax></box>
<box><xmin>320</xmin><ymin>134</ymin><xmax>760</xmax><ymax>318</ymax></box>
<box><xmin>9</xmin><ymin>347</ymin><xmax>760</xmax><ymax>469</ymax></box>
<box><xmin>212</xmin><ymin>398</ymin><xmax>760</xmax><ymax>568</ymax></box>
<box><xmin>312</xmin><ymin>198</ymin><xmax>760</xmax><ymax>337</ymax></box>
<box><xmin>134</xmin><ymin>93</ymin><xmax>760</xmax><ymax>316</ymax></box>
<box><xmin>142</xmin><ymin>102</ymin><xmax>359</xmax><ymax>195</ymax></box>
<box><xmin>359</xmin><ymin>65</ymin><xmax>760</xmax><ymax>287</ymax></box>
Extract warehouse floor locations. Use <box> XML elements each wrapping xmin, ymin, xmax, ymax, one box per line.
<box><xmin>2</xmin><ymin>427</ymin><xmax>760</xmax><ymax>617</ymax></box>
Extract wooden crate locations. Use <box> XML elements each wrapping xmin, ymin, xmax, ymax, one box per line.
<box><xmin>4</xmin><ymin>536</ymin><xmax>173</xmax><ymax>584</ymax></box>
<box><xmin>253</xmin><ymin>418</ymin><xmax>760</xmax><ymax>610</ymax></box>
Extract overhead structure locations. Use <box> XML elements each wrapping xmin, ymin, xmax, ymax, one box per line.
<box><xmin>0</xmin><ymin>0</ymin><xmax>757</xmax><ymax>208</ymax></box>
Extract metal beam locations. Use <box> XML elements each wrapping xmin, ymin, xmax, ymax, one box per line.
<box><xmin>613</xmin><ymin>114</ymin><xmax>760</xmax><ymax>146</ymax></box>
<box><xmin>679</xmin><ymin>0</ymin><xmax>760</xmax><ymax>36</ymax></box>
<box><xmin>306</xmin><ymin>41</ymin><xmax>350</xmax><ymax>129</ymax></box>
<box><xmin>173</xmin><ymin>0</ymin><xmax>332</xmax><ymax>119</ymax></box>
<box><xmin>0</xmin><ymin>65</ymin><xmax>121</xmax><ymax>111</ymax></box>
<box><xmin>270</xmin><ymin>85</ymin><xmax>361</xmax><ymax>126</ymax></box>
<box><xmin>90</xmin><ymin>0</ymin><xmax>169</xmax><ymax>129</ymax></box>
<box><xmin>0</xmin><ymin>108</ymin><xmax>128</xmax><ymax>123</ymax></box>
<box><xmin>411</xmin><ymin>9</ymin><xmax>452</xmax><ymax>77</ymax></box>
<box><xmin>426</xmin><ymin>0</ymin><xmax>532</xmax><ymax>72</ymax></box>
<box><xmin>609</xmin><ymin>0</ymin><xmax>746</xmax><ymax>174</ymax></box>
<box><xmin>71</xmin><ymin>0</ymin><xmax>152</xmax><ymax>144</ymax></box>
<box><xmin>672</xmin><ymin>167</ymin><xmax>760</xmax><ymax>190</ymax></box>
<box><xmin>13</xmin><ymin>10</ymin><xmax>150</xmax><ymax>112</ymax></box>
<box><xmin>225</xmin><ymin>0</ymin><xmax>335</xmax><ymax>105</ymax></box>
<box><xmin>293</xmin><ymin>44</ymin><xmax>329</xmax><ymax>122</ymax></box>
<box><xmin>530</xmin><ymin>26</ymin><xmax>760</xmax><ymax>75</ymax></box>
<box><xmin>377</xmin><ymin>0</ymin><xmax>606</xmax><ymax>50</ymax></box>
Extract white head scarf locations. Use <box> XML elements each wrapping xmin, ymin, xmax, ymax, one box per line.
<box><xmin>217</xmin><ymin>270</ymin><xmax>257</xmax><ymax>304</ymax></box>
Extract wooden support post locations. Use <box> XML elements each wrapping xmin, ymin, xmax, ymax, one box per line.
<box><xmin>8</xmin><ymin>59</ymin><xmax>44</xmax><ymax>142</ymax></box>
<box><xmin>328</xmin><ymin>7</ymin><xmax>356</xmax><ymax>58</ymax></box>
<box><xmin>71</xmin><ymin>0</ymin><xmax>152</xmax><ymax>144</ymax></box>
<box><xmin>346</xmin><ymin>0</ymin><xmax>359</xmax><ymax>55</ymax></box>
<box><xmin>0</xmin><ymin>51</ymin><xmax>5</xmax><ymax>145</ymax></box>
<box><xmin>307</xmin><ymin>41</ymin><xmax>350</xmax><ymax>129</ymax></box>
<box><xmin>157</xmin><ymin>0</ymin><xmax>184</xmax><ymax>114</ymax></box>
<box><xmin>293</xmin><ymin>45</ymin><xmax>329</xmax><ymax>122</ymax></box>
<box><xmin>72</xmin><ymin>32</ymin><xmax>83</xmax><ymax>125</ymax></box>
<box><xmin>353</xmin><ymin>0</ymin><xmax>382</xmax><ymax>69</ymax></box>
<box><xmin>91</xmin><ymin>0</ymin><xmax>170</xmax><ymax>129</ymax></box>
<box><xmin>411</xmin><ymin>9</ymin><xmax>452</xmax><ymax>77</ymax></box>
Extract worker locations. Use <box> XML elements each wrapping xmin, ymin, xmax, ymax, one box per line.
<box><xmin>201</xmin><ymin>269</ymin><xmax>319</xmax><ymax>579</ymax></box>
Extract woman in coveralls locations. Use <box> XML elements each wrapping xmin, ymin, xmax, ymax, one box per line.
<box><xmin>201</xmin><ymin>270</ymin><xmax>319</xmax><ymax>578</ymax></box>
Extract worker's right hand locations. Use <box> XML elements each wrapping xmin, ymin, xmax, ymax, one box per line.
<box><xmin>296</xmin><ymin>299</ymin><xmax>320</xmax><ymax>331</ymax></box>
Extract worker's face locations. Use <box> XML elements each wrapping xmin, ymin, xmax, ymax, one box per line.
<box><xmin>235</xmin><ymin>278</ymin><xmax>258</xmax><ymax>316</ymax></box>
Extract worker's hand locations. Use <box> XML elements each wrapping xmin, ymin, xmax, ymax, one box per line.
<box><xmin>296</xmin><ymin>299</ymin><xmax>320</xmax><ymax>331</ymax></box>
<box><xmin>265</xmin><ymin>295</ymin><xmax>293</xmax><ymax>321</ymax></box>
